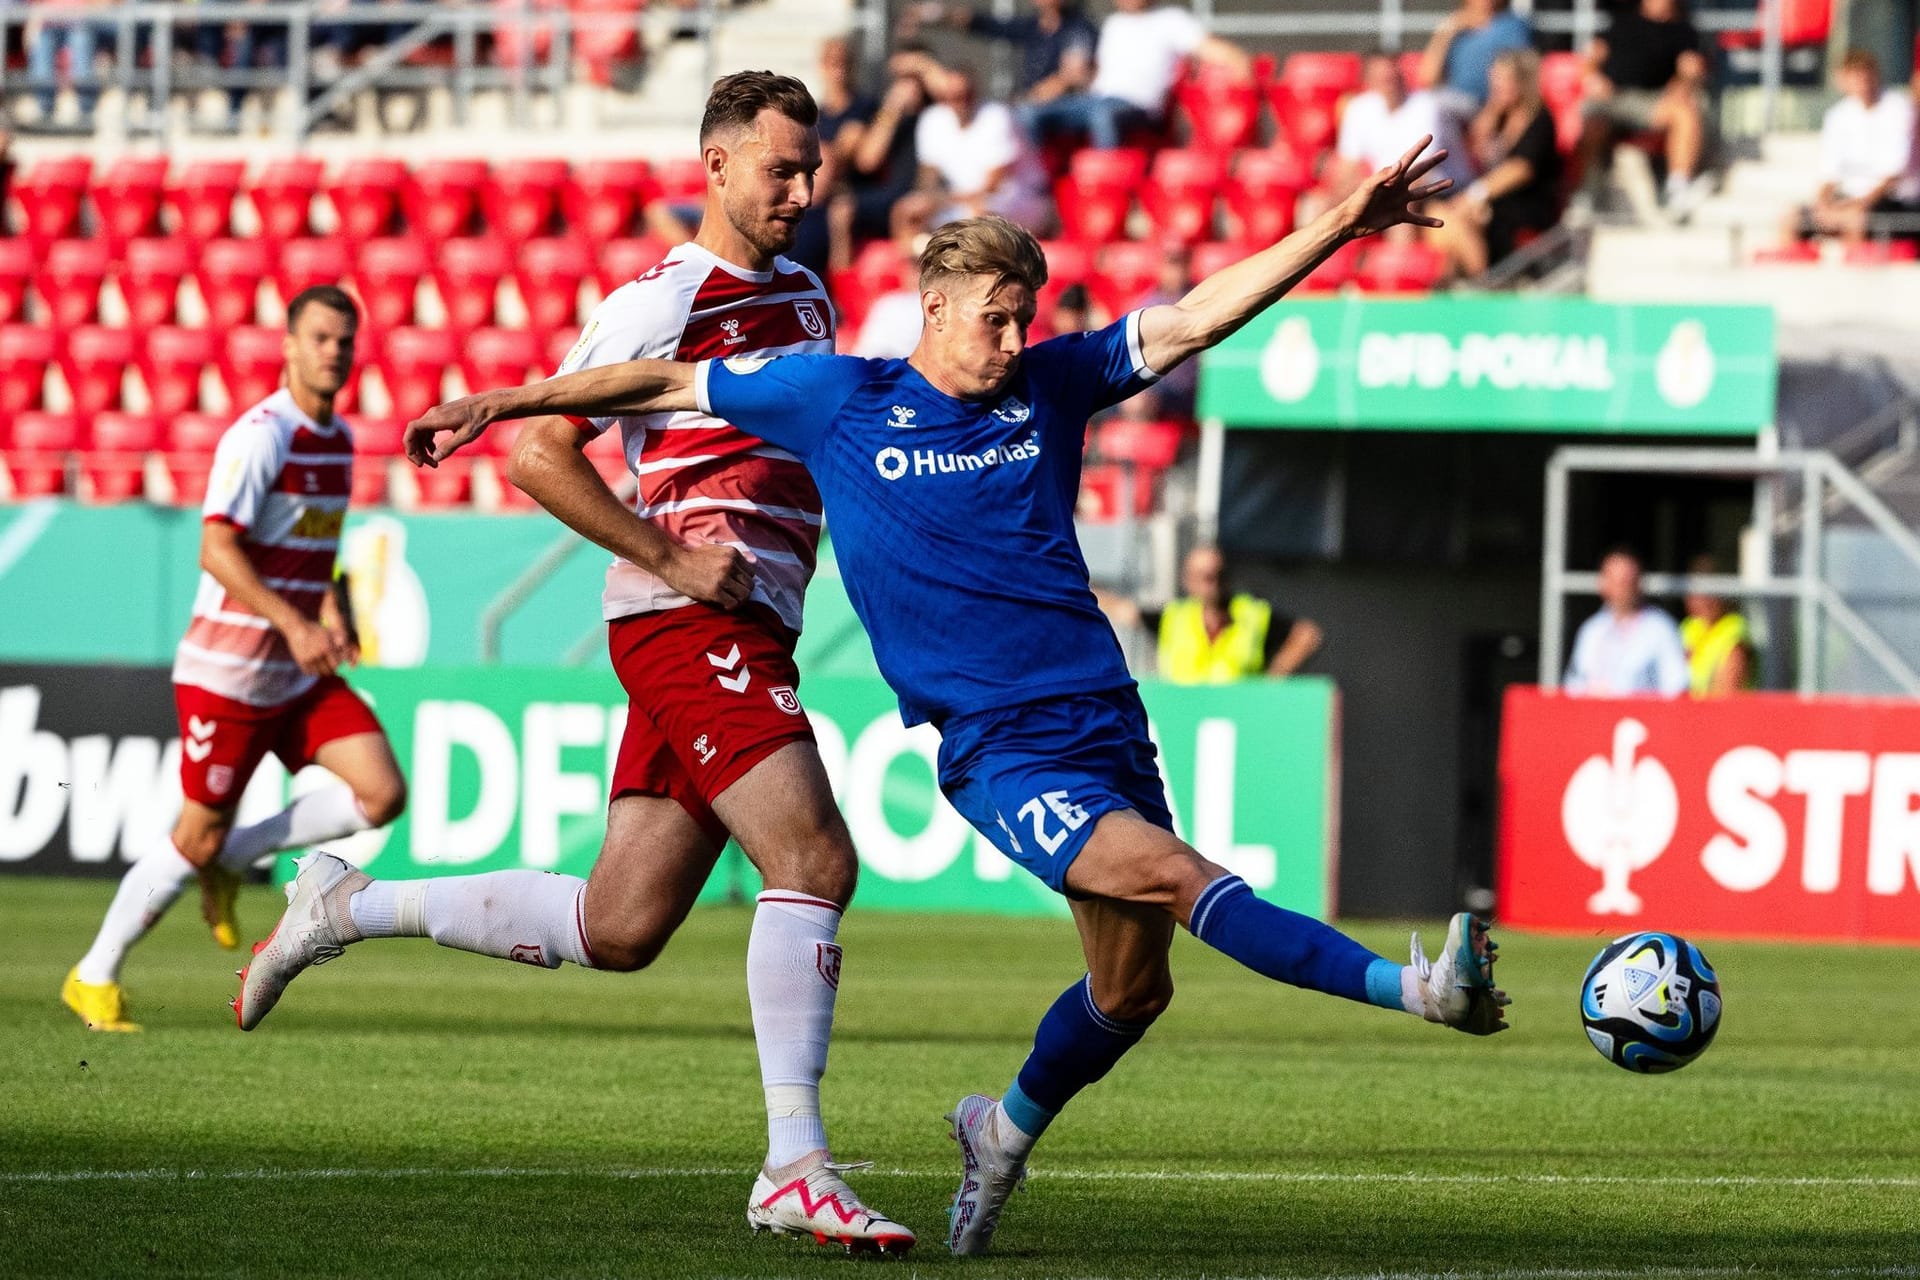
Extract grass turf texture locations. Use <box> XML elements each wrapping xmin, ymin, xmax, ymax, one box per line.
<box><xmin>3</xmin><ymin>877</ymin><xmax>1916</xmax><ymax>1280</ymax></box>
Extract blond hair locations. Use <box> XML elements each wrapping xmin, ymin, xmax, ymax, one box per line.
<box><xmin>918</xmin><ymin>215</ymin><xmax>1049</xmax><ymax>299</ymax></box>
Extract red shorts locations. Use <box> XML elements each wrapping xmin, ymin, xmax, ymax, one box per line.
<box><xmin>607</xmin><ymin>604</ymin><xmax>815</xmax><ymax>847</ymax></box>
<box><xmin>175</xmin><ymin>676</ymin><xmax>385</xmax><ymax>807</ymax></box>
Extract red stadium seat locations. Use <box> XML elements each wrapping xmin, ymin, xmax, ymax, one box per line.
<box><xmin>1355</xmin><ymin>240</ymin><xmax>1445</xmax><ymax>293</ymax></box>
<box><xmin>220</xmin><ymin>327</ymin><xmax>287</xmax><ymax>411</ymax></box>
<box><xmin>1539</xmin><ymin>51</ymin><xmax>1585</xmax><ymax>114</ymax></box>
<box><xmin>1225</xmin><ymin>148</ymin><xmax>1309</xmax><ymax>244</ymax></box>
<box><xmin>1297</xmin><ymin>238</ymin><xmax>1365</xmax><ymax>292</ymax></box>
<box><xmin>491</xmin><ymin>0</ymin><xmax>560</xmax><ymax>67</ymax></box>
<box><xmin>162</xmin><ymin>450</ymin><xmax>216</xmax><ymax>505</ymax></box>
<box><xmin>1751</xmin><ymin>241</ymin><xmax>1820</xmax><ymax>264</ymax></box>
<box><xmin>1188</xmin><ymin>239</ymin><xmax>1257</xmax><ymax>281</ymax></box>
<box><xmin>352</xmin><ymin>416</ymin><xmax>408</xmax><ymax>458</ymax></box>
<box><xmin>1267</xmin><ymin>86</ymin><xmax>1340</xmax><ymax>157</ymax></box>
<box><xmin>140</xmin><ymin>326</ymin><xmax>217</xmax><ymax>419</ymax></box>
<box><xmin>377</xmin><ymin>327</ymin><xmax>459</xmax><ymax>423</ymax></box>
<box><xmin>249</xmin><ymin>156</ymin><xmax>325</xmax><ymax>243</ymax></box>
<box><xmin>433</xmin><ymin>236</ymin><xmax>511</xmax><ymax>333</ymax></box>
<box><xmin>90</xmin><ymin>155</ymin><xmax>169</xmax><ymax>251</ymax></box>
<box><xmin>471</xmin><ymin>416</ymin><xmax>526</xmax><ymax>459</ymax></box>
<box><xmin>460</xmin><ymin>327</ymin><xmax>543</xmax><ymax>395</ymax></box>
<box><xmin>1089</xmin><ymin>241</ymin><xmax>1164</xmax><ymax>319</ymax></box>
<box><xmin>592</xmin><ymin>235</ymin><xmax>673</xmax><ymax>296</ymax></box>
<box><xmin>0</xmin><ymin>238</ymin><xmax>33</xmax><ymax>324</ymax></box>
<box><xmin>1077</xmin><ymin>463</ymin><xmax>1154</xmax><ymax>521</ymax></box>
<box><xmin>1174</xmin><ymin>66</ymin><xmax>1261</xmax><ymax>155</ymax></box>
<box><xmin>1094</xmin><ymin>418</ymin><xmax>1187</xmax><ymax>470</ymax></box>
<box><xmin>1277</xmin><ymin>51</ymin><xmax>1363</xmax><ymax>101</ymax></box>
<box><xmin>544</xmin><ymin>326</ymin><xmax>578</xmax><ymax>372</ymax></box>
<box><xmin>482</xmin><ymin>158</ymin><xmax>568</xmax><ymax>243</ymax></box>
<box><xmin>119</xmin><ymin>237</ymin><xmax>193</xmax><ymax>330</ymax></box>
<box><xmin>166</xmin><ymin>159</ymin><xmax>245</xmax><ymax>243</ymax></box>
<box><xmin>277</xmin><ymin>238</ymin><xmax>355</xmax><ymax>308</ymax></box>
<box><xmin>1140</xmin><ymin>148</ymin><xmax>1226</xmax><ymax>245</ymax></box>
<box><xmin>353</xmin><ymin>236</ymin><xmax>432</xmax><ymax>331</ymax></box>
<box><xmin>41</xmin><ymin>239</ymin><xmax>111</xmax><ymax>329</ymax></box>
<box><xmin>411</xmin><ymin>454</ymin><xmax>473</xmax><ymax>507</ymax></box>
<box><xmin>1036</xmin><ymin>239</ymin><xmax>1094</xmax><ymax>312</ymax></box>
<box><xmin>514</xmin><ymin>236</ymin><xmax>591</xmax><ymax>334</ymax></box>
<box><xmin>169</xmin><ymin>411</ymin><xmax>232</xmax><ymax>454</ymax></box>
<box><xmin>12</xmin><ymin>157</ymin><xmax>91</xmax><ymax>247</ymax></box>
<box><xmin>195</xmin><ymin>238</ymin><xmax>272</xmax><ymax>330</ymax></box>
<box><xmin>2</xmin><ymin>411</ymin><xmax>79</xmax><ymax>496</ymax></box>
<box><xmin>0</xmin><ymin>325</ymin><xmax>56</xmax><ymax>413</ymax></box>
<box><xmin>1055</xmin><ymin>148</ymin><xmax>1147</xmax><ymax>245</ymax></box>
<box><xmin>1844</xmin><ymin>239</ymin><xmax>1919</xmax><ymax>264</ymax></box>
<box><xmin>561</xmin><ymin>158</ymin><xmax>652</xmax><ymax>246</ymax></box>
<box><xmin>573</xmin><ymin>0</ymin><xmax>645</xmax><ymax>86</ymax></box>
<box><xmin>60</xmin><ymin>325</ymin><xmax>135</xmax><ymax>416</ymax></box>
<box><xmin>1720</xmin><ymin>0</ymin><xmax>1831</xmax><ymax>49</ymax></box>
<box><xmin>326</xmin><ymin>157</ymin><xmax>409</xmax><ymax>242</ymax></box>
<box><xmin>81</xmin><ymin>411</ymin><xmax>161</xmax><ymax>502</ymax></box>
<box><xmin>404</xmin><ymin>159</ymin><xmax>488</xmax><ymax>243</ymax></box>
<box><xmin>652</xmin><ymin>157</ymin><xmax>709</xmax><ymax>207</ymax></box>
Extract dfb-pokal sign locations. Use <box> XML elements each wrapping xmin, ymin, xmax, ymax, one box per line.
<box><xmin>1499</xmin><ymin>686</ymin><xmax>1920</xmax><ymax>942</ymax></box>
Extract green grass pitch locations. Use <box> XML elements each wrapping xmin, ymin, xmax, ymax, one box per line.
<box><xmin>3</xmin><ymin>876</ymin><xmax>1917</xmax><ymax>1279</ymax></box>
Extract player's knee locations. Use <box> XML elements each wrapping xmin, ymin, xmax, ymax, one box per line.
<box><xmin>1099</xmin><ymin>972</ymin><xmax>1175</xmax><ymax>1025</ymax></box>
<box><xmin>756</xmin><ymin>821</ymin><xmax>858</xmax><ymax>907</ymax></box>
<box><xmin>589</xmin><ymin>924</ymin><xmax>670</xmax><ymax>973</ymax></box>
<box><xmin>357</xmin><ymin>776</ymin><xmax>407</xmax><ymax>827</ymax></box>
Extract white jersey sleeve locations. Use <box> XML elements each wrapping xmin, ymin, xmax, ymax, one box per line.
<box><xmin>203</xmin><ymin>415</ymin><xmax>287</xmax><ymax>530</ymax></box>
<box><xmin>555</xmin><ymin>274</ymin><xmax>702</xmax><ymax>434</ymax></box>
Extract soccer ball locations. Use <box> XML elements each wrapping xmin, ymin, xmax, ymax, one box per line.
<box><xmin>1579</xmin><ymin>931</ymin><xmax>1721</xmax><ymax>1073</ymax></box>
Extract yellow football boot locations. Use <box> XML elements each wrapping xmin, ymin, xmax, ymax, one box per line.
<box><xmin>200</xmin><ymin>864</ymin><xmax>242</xmax><ymax>950</ymax></box>
<box><xmin>61</xmin><ymin>966</ymin><xmax>141</xmax><ymax>1032</ymax></box>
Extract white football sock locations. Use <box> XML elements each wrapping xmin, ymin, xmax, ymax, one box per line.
<box><xmin>217</xmin><ymin>783</ymin><xmax>371</xmax><ymax>872</ymax></box>
<box><xmin>748</xmin><ymin>890</ymin><xmax>844</xmax><ymax>1169</ymax></box>
<box><xmin>1401</xmin><ymin>964</ymin><xmax>1426</xmax><ymax>1018</ymax></box>
<box><xmin>349</xmin><ymin>870</ymin><xmax>596</xmax><ymax>969</ymax></box>
<box><xmin>75</xmin><ymin>841</ymin><xmax>198</xmax><ymax>984</ymax></box>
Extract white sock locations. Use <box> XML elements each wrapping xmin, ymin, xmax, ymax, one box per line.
<box><xmin>350</xmin><ymin>871</ymin><xmax>596</xmax><ymax>969</ymax></box>
<box><xmin>217</xmin><ymin>783</ymin><xmax>371</xmax><ymax>872</ymax></box>
<box><xmin>1664</xmin><ymin>171</ymin><xmax>1689</xmax><ymax>199</ymax></box>
<box><xmin>75</xmin><ymin>841</ymin><xmax>198</xmax><ymax>984</ymax></box>
<box><xmin>1400</xmin><ymin>964</ymin><xmax>1426</xmax><ymax>1017</ymax></box>
<box><xmin>748</xmin><ymin>890</ymin><xmax>843</xmax><ymax>1169</ymax></box>
<box><xmin>992</xmin><ymin>1102</ymin><xmax>1039</xmax><ymax>1161</ymax></box>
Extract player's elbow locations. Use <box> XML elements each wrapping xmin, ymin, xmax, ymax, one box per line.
<box><xmin>506</xmin><ymin>427</ymin><xmax>565</xmax><ymax>497</ymax></box>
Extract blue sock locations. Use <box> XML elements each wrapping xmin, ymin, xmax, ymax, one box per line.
<box><xmin>1000</xmin><ymin>975</ymin><xmax>1153</xmax><ymax>1140</ymax></box>
<box><xmin>1188</xmin><ymin>874</ymin><xmax>1406</xmax><ymax>1011</ymax></box>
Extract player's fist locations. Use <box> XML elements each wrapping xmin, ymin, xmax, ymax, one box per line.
<box><xmin>405</xmin><ymin>394</ymin><xmax>494</xmax><ymax>468</ymax></box>
<box><xmin>660</xmin><ymin>543</ymin><xmax>754</xmax><ymax>610</ymax></box>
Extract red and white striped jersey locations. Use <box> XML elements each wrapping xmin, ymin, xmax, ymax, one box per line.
<box><xmin>172</xmin><ymin>390</ymin><xmax>352</xmax><ymax>707</ymax></box>
<box><xmin>557</xmin><ymin>240</ymin><xmax>834</xmax><ymax>633</ymax></box>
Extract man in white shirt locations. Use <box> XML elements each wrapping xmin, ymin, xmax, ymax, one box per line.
<box><xmin>1315</xmin><ymin>52</ymin><xmax>1469</xmax><ymax>210</ymax></box>
<box><xmin>1788</xmin><ymin>48</ymin><xmax>1920</xmax><ymax>244</ymax></box>
<box><xmin>915</xmin><ymin>64</ymin><xmax>1054</xmax><ymax>230</ymax></box>
<box><xmin>1564</xmin><ymin>548</ymin><xmax>1690</xmax><ymax>697</ymax></box>
<box><xmin>1022</xmin><ymin>0</ymin><xmax>1251</xmax><ymax>149</ymax></box>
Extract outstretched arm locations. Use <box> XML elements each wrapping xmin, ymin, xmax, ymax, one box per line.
<box><xmin>405</xmin><ymin>358</ymin><xmax>699</xmax><ymax>466</ymax></box>
<box><xmin>1135</xmin><ymin>137</ymin><xmax>1452</xmax><ymax>375</ymax></box>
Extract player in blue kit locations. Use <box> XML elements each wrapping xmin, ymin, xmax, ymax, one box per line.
<box><xmin>409</xmin><ymin>135</ymin><xmax>1508</xmax><ymax>1257</ymax></box>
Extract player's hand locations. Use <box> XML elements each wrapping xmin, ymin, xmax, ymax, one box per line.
<box><xmin>405</xmin><ymin>394</ymin><xmax>494</xmax><ymax>468</ymax></box>
<box><xmin>286</xmin><ymin>619</ymin><xmax>350</xmax><ymax>677</ymax></box>
<box><xmin>327</xmin><ymin>624</ymin><xmax>362</xmax><ymax>668</ymax></box>
<box><xmin>1339</xmin><ymin>135</ymin><xmax>1454</xmax><ymax>238</ymax></box>
<box><xmin>659</xmin><ymin>543</ymin><xmax>755</xmax><ymax>610</ymax></box>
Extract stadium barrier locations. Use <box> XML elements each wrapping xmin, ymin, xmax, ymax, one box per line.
<box><xmin>0</xmin><ymin>663</ymin><xmax>1340</xmax><ymax>921</ymax></box>
<box><xmin>1498</xmin><ymin>686</ymin><xmax>1920</xmax><ymax>943</ymax></box>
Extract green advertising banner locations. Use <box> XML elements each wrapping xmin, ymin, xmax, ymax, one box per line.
<box><xmin>1198</xmin><ymin>298</ymin><xmax>1776</xmax><ymax>433</ymax></box>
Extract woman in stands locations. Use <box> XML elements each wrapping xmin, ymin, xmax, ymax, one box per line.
<box><xmin>1426</xmin><ymin>47</ymin><xmax>1562</xmax><ymax>282</ymax></box>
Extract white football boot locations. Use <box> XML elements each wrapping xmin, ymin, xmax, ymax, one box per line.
<box><xmin>233</xmin><ymin>852</ymin><xmax>368</xmax><ymax>1031</ymax></box>
<box><xmin>1411</xmin><ymin>911</ymin><xmax>1511</xmax><ymax>1035</ymax></box>
<box><xmin>945</xmin><ymin>1093</ymin><xmax>1029</xmax><ymax>1256</ymax></box>
<box><xmin>746</xmin><ymin>1154</ymin><xmax>915</xmax><ymax>1255</ymax></box>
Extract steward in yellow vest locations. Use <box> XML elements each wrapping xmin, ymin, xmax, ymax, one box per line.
<box><xmin>1680</xmin><ymin>611</ymin><xmax>1755</xmax><ymax>697</ymax></box>
<box><xmin>1157</xmin><ymin>595</ymin><xmax>1276</xmax><ymax>684</ymax></box>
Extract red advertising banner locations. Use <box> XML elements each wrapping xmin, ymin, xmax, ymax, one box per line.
<box><xmin>1498</xmin><ymin>686</ymin><xmax>1920</xmax><ymax>943</ymax></box>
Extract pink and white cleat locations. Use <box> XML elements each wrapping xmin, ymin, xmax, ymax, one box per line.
<box><xmin>746</xmin><ymin>1153</ymin><xmax>915</xmax><ymax>1255</ymax></box>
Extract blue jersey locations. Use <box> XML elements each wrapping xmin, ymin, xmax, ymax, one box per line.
<box><xmin>696</xmin><ymin>312</ymin><xmax>1163</xmax><ymax>726</ymax></box>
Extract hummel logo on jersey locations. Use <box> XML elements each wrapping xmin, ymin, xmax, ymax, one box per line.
<box><xmin>991</xmin><ymin>396</ymin><xmax>1031</xmax><ymax>424</ymax></box>
<box><xmin>872</xmin><ymin>432</ymin><xmax>1042</xmax><ymax>482</ymax></box>
<box><xmin>184</xmin><ymin>715</ymin><xmax>216</xmax><ymax>763</ymax></box>
<box><xmin>887</xmin><ymin>405</ymin><xmax>917</xmax><ymax>428</ymax></box>
<box><xmin>794</xmin><ymin>299</ymin><xmax>828</xmax><ymax>339</ymax></box>
<box><xmin>693</xmin><ymin>734</ymin><xmax>716</xmax><ymax>765</ymax></box>
<box><xmin>706</xmin><ymin>644</ymin><xmax>751</xmax><ymax>692</ymax></box>
<box><xmin>721</xmin><ymin>317</ymin><xmax>745</xmax><ymax>345</ymax></box>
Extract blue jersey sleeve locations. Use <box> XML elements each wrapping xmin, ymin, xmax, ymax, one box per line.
<box><xmin>1026</xmin><ymin>310</ymin><xmax>1163</xmax><ymax>421</ymax></box>
<box><xmin>695</xmin><ymin>353</ymin><xmax>869</xmax><ymax>457</ymax></box>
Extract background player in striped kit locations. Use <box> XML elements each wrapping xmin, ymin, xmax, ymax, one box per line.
<box><xmin>62</xmin><ymin>285</ymin><xmax>408</xmax><ymax>1033</ymax></box>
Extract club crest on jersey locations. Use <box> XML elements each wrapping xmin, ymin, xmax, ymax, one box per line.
<box><xmin>721</xmin><ymin>317</ymin><xmax>745</xmax><ymax>345</ymax></box>
<box><xmin>793</xmin><ymin>299</ymin><xmax>828</xmax><ymax>339</ymax></box>
<box><xmin>991</xmin><ymin>396</ymin><xmax>1031</xmax><ymax>424</ymax></box>
<box><xmin>206</xmin><ymin>765</ymin><xmax>234</xmax><ymax>798</ymax></box>
<box><xmin>887</xmin><ymin>405</ymin><xmax>917</xmax><ymax>429</ymax></box>
<box><xmin>770</xmin><ymin>685</ymin><xmax>802</xmax><ymax>716</ymax></box>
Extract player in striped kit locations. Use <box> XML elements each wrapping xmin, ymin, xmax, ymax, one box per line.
<box><xmin>62</xmin><ymin>285</ymin><xmax>408</xmax><ymax>1032</ymax></box>
<box><xmin>237</xmin><ymin>74</ymin><xmax>914</xmax><ymax>1253</ymax></box>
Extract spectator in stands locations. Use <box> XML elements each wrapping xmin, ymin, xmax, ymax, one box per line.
<box><xmin>1845</xmin><ymin>0</ymin><xmax>1918</xmax><ymax>89</ymax></box>
<box><xmin>1022</xmin><ymin>0</ymin><xmax>1251</xmax><ymax>150</ymax></box>
<box><xmin>190</xmin><ymin>0</ymin><xmax>295</xmax><ymax>128</ymax></box>
<box><xmin>790</xmin><ymin>35</ymin><xmax>878</xmax><ymax>272</ymax></box>
<box><xmin>1681</xmin><ymin>555</ymin><xmax>1756</xmax><ymax>697</ymax></box>
<box><xmin>1426</xmin><ymin>48</ymin><xmax>1562</xmax><ymax>282</ymax></box>
<box><xmin>1783</xmin><ymin>49</ymin><xmax>1920</xmax><ymax>246</ymax></box>
<box><xmin>1564</xmin><ymin>547</ymin><xmax>1689</xmax><ymax>697</ymax></box>
<box><xmin>1099</xmin><ymin>545</ymin><xmax>1324</xmax><ymax>684</ymax></box>
<box><xmin>1572</xmin><ymin>0</ymin><xmax>1711</xmax><ymax>220</ymax></box>
<box><xmin>914</xmin><ymin>64</ymin><xmax>1054</xmax><ymax>232</ymax></box>
<box><xmin>827</xmin><ymin>50</ymin><xmax>930</xmax><ymax>271</ymax></box>
<box><xmin>906</xmin><ymin>0</ymin><xmax>1097</xmax><ymax>106</ymax></box>
<box><xmin>27</xmin><ymin>0</ymin><xmax>107</xmax><ymax>125</ymax></box>
<box><xmin>1420</xmin><ymin>0</ymin><xmax>1533</xmax><ymax>121</ymax></box>
<box><xmin>1305</xmin><ymin>50</ymin><xmax>1469</xmax><ymax>224</ymax></box>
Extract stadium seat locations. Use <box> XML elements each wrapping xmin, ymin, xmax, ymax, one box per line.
<box><xmin>166</xmin><ymin>159</ymin><xmax>246</xmax><ymax>243</ymax></box>
<box><xmin>1844</xmin><ymin>240</ymin><xmax>1919</xmax><ymax>264</ymax></box>
<box><xmin>354</xmin><ymin>236</ymin><xmax>432</xmax><ymax>331</ymax></box>
<box><xmin>119</xmin><ymin>237</ymin><xmax>194</xmax><ymax>330</ymax></box>
<box><xmin>472</xmin><ymin>416</ymin><xmax>526</xmax><ymax>460</ymax></box>
<box><xmin>0</xmin><ymin>325</ymin><xmax>56</xmax><ymax>413</ymax></box>
<box><xmin>162</xmin><ymin>449</ymin><xmax>216</xmax><ymax>505</ymax></box>
<box><xmin>1267</xmin><ymin>86</ymin><xmax>1340</xmax><ymax>157</ymax></box>
<box><xmin>1188</xmin><ymin>239</ymin><xmax>1257</xmax><ymax>281</ymax></box>
<box><xmin>1276</xmin><ymin>51</ymin><xmax>1363</xmax><ymax>101</ymax></box>
<box><xmin>1539</xmin><ymin>51</ymin><xmax>1585</xmax><ymax>114</ymax></box>
<box><xmin>1719</xmin><ymin>0</ymin><xmax>1831</xmax><ymax>50</ymax></box>
<box><xmin>460</xmin><ymin>327</ymin><xmax>543</xmax><ymax>395</ymax></box>
<box><xmin>560</xmin><ymin>158</ymin><xmax>652</xmax><ymax>247</ymax></box>
<box><xmin>140</xmin><ymin>326</ymin><xmax>218</xmax><ymax>419</ymax></box>
<box><xmin>377</xmin><ymin>327</ymin><xmax>460</xmax><ymax>423</ymax></box>
<box><xmin>491</xmin><ymin>0</ymin><xmax>560</xmax><ymax>67</ymax></box>
<box><xmin>0</xmin><ymin>238</ymin><xmax>33</xmax><ymax>325</ymax></box>
<box><xmin>1077</xmin><ymin>463</ymin><xmax>1154</xmax><ymax>521</ymax></box>
<box><xmin>482</xmin><ymin>158</ymin><xmax>568</xmax><ymax>243</ymax></box>
<box><xmin>2</xmin><ymin>411</ymin><xmax>80</xmax><ymax>496</ymax></box>
<box><xmin>249</xmin><ymin>156</ymin><xmax>325</xmax><ymax>243</ymax></box>
<box><xmin>1225</xmin><ymin>148</ymin><xmax>1310</xmax><ymax>243</ymax></box>
<box><xmin>593</xmin><ymin>235</ymin><xmax>672</xmax><ymax>296</ymax></box>
<box><xmin>573</xmin><ymin>0</ymin><xmax>645</xmax><ymax>85</ymax></box>
<box><xmin>404</xmin><ymin>159</ymin><xmax>489</xmax><ymax>243</ymax></box>
<box><xmin>41</xmin><ymin>239</ymin><xmax>111</xmax><ymax>329</ymax></box>
<box><xmin>410</xmin><ymin>457</ymin><xmax>472</xmax><ymax>508</ymax></box>
<box><xmin>1752</xmin><ymin>241</ymin><xmax>1820</xmax><ymax>264</ymax></box>
<box><xmin>1297</xmin><ymin>238</ymin><xmax>1365</xmax><ymax>292</ymax></box>
<box><xmin>1036</xmin><ymin>239</ymin><xmax>1094</xmax><ymax>313</ymax></box>
<box><xmin>277</xmin><ymin>238</ymin><xmax>355</xmax><ymax>309</ymax></box>
<box><xmin>81</xmin><ymin>411</ymin><xmax>161</xmax><ymax>502</ymax></box>
<box><xmin>433</xmin><ymin>236</ymin><xmax>511</xmax><ymax>333</ymax></box>
<box><xmin>1093</xmin><ymin>418</ymin><xmax>1187</xmax><ymax>471</ymax></box>
<box><xmin>195</xmin><ymin>238</ymin><xmax>273</xmax><ymax>330</ymax></box>
<box><xmin>652</xmin><ymin>157</ymin><xmax>709</xmax><ymax>208</ymax></box>
<box><xmin>1174</xmin><ymin>66</ymin><xmax>1261</xmax><ymax>155</ymax></box>
<box><xmin>90</xmin><ymin>155</ymin><xmax>169</xmax><ymax>251</ymax></box>
<box><xmin>352</xmin><ymin>416</ymin><xmax>408</xmax><ymax>458</ymax></box>
<box><xmin>513</xmin><ymin>236</ymin><xmax>591</xmax><ymax>333</ymax></box>
<box><xmin>220</xmin><ymin>327</ymin><xmax>288</xmax><ymax>411</ymax></box>
<box><xmin>1140</xmin><ymin>149</ymin><xmax>1227</xmax><ymax>245</ymax></box>
<box><xmin>60</xmin><ymin>325</ymin><xmax>135</xmax><ymax>416</ymax></box>
<box><xmin>544</xmin><ymin>327</ymin><xmax>578</xmax><ymax>372</ymax></box>
<box><xmin>1056</xmin><ymin>148</ymin><xmax>1147</xmax><ymax>245</ymax></box>
<box><xmin>1355</xmin><ymin>240</ymin><xmax>1445</xmax><ymax>293</ymax></box>
<box><xmin>326</xmin><ymin>157</ymin><xmax>409</xmax><ymax>242</ymax></box>
<box><xmin>1089</xmin><ymin>241</ymin><xmax>1164</xmax><ymax>319</ymax></box>
<box><xmin>169</xmin><ymin>411</ymin><xmax>232</xmax><ymax>454</ymax></box>
<box><xmin>12</xmin><ymin>157</ymin><xmax>91</xmax><ymax>247</ymax></box>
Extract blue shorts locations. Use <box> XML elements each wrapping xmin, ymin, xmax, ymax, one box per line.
<box><xmin>936</xmin><ymin>687</ymin><xmax>1176</xmax><ymax>893</ymax></box>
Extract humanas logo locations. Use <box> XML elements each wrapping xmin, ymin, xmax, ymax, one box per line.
<box><xmin>874</xmin><ymin>431</ymin><xmax>1041</xmax><ymax>481</ymax></box>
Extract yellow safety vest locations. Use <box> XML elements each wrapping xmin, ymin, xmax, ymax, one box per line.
<box><xmin>1680</xmin><ymin>612</ymin><xmax>1752</xmax><ymax>697</ymax></box>
<box><xmin>1157</xmin><ymin>595</ymin><xmax>1272</xmax><ymax>685</ymax></box>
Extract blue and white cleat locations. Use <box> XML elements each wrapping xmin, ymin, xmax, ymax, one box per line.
<box><xmin>1412</xmin><ymin>912</ymin><xmax>1510</xmax><ymax>1035</ymax></box>
<box><xmin>233</xmin><ymin>852</ymin><xmax>367</xmax><ymax>1032</ymax></box>
<box><xmin>945</xmin><ymin>1093</ymin><xmax>1028</xmax><ymax>1256</ymax></box>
